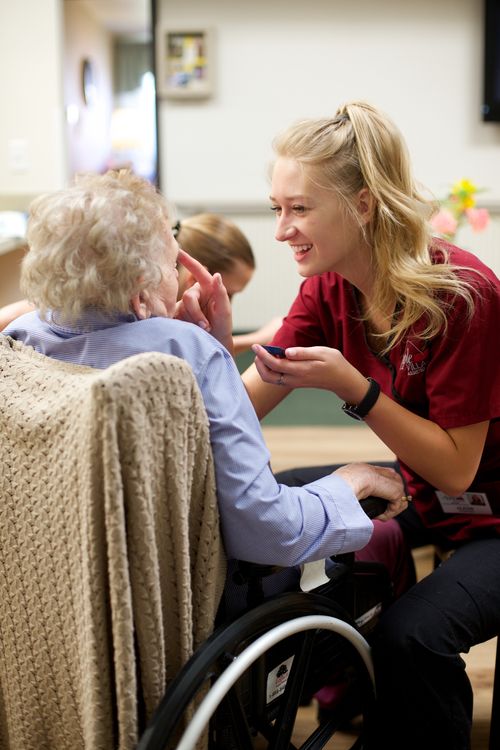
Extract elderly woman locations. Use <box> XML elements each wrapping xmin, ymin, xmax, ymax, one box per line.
<box><xmin>2</xmin><ymin>170</ymin><xmax>407</xmax><ymax>599</ymax></box>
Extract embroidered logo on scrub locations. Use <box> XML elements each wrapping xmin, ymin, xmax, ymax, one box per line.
<box><xmin>400</xmin><ymin>340</ymin><xmax>429</xmax><ymax>376</ymax></box>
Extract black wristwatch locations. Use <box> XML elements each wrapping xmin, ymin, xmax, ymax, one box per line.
<box><xmin>342</xmin><ymin>378</ymin><xmax>381</xmax><ymax>421</ymax></box>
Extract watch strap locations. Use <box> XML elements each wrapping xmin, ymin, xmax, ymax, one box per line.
<box><xmin>341</xmin><ymin>378</ymin><xmax>381</xmax><ymax>421</ymax></box>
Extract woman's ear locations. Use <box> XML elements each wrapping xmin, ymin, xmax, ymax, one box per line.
<box><xmin>357</xmin><ymin>188</ymin><xmax>376</xmax><ymax>226</ymax></box>
<box><xmin>130</xmin><ymin>293</ymin><xmax>151</xmax><ymax>320</ymax></box>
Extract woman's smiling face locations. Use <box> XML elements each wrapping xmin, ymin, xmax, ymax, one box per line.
<box><xmin>270</xmin><ymin>157</ymin><xmax>364</xmax><ymax>278</ymax></box>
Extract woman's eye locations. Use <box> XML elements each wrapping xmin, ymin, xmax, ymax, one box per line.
<box><xmin>292</xmin><ymin>205</ymin><xmax>306</xmax><ymax>214</ymax></box>
<box><xmin>269</xmin><ymin>205</ymin><xmax>281</xmax><ymax>214</ymax></box>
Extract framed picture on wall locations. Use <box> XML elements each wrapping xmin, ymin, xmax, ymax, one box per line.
<box><xmin>157</xmin><ymin>28</ymin><xmax>214</xmax><ymax>99</ymax></box>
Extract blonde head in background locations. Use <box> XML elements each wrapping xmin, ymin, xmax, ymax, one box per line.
<box><xmin>175</xmin><ymin>213</ymin><xmax>255</xmax><ymax>300</ymax></box>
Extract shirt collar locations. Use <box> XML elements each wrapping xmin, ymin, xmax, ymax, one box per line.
<box><xmin>47</xmin><ymin>307</ymin><xmax>137</xmax><ymax>335</ymax></box>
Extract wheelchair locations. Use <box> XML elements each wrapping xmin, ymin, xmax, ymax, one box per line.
<box><xmin>0</xmin><ymin>338</ymin><xmax>392</xmax><ymax>750</ymax></box>
<box><xmin>138</xmin><ymin>497</ymin><xmax>392</xmax><ymax>750</ymax></box>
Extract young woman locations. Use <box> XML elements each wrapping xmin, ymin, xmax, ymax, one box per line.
<box><xmin>240</xmin><ymin>101</ymin><xmax>500</xmax><ymax>749</ymax></box>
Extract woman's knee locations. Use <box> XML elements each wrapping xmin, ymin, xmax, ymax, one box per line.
<box><xmin>374</xmin><ymin>585</ymin><xmax>454</xmax><ymax>659</ymax></box>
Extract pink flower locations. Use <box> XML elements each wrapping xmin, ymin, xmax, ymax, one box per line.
<box><xmin>431</xmin><ymin>208</ymin><xmax>458</xmax><ymax>237</ymax></box>
<box><xmin>465</xmin><ymin>207</ymin><xmax>490</xmax><ymax>232</ymax></box>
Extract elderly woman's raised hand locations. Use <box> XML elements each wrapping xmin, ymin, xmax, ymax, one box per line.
<box><xmin>175</xmin><ymin>249</ymin><xmax>234</xmax><ymax>354</ymax></box>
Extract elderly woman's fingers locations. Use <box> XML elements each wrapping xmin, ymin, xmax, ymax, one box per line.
<box><xmin>178</xmin><ymin>249</ymin><xmax>213</xmax><ymax>287</ymax></box>
<box><xmin>177</xmin><ymin>282</ymin><xmax>211</xmax><ymax>330</ymax></box>
<box><xmin>175</xmin><ymin>273</ymin><xmax>233</xmax><ymax>352</ymax></box>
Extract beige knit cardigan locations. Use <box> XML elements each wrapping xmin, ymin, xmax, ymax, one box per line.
<box><xmin>0</xmin><ymin>335</ymin><xmax>226</xmax><ymax>750</ymax></box>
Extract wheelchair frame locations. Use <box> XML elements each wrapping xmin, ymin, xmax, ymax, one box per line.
<box><xmin>139</xmin><ymin>562</ymin><xmax>390</xmax><ymax>750</ymax></box>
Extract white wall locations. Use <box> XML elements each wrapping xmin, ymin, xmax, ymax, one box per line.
<box><xmin>0</xmin><ymin>0</ymin><xmax>66</xmax><ymax>196</ymax></box>
<box><xmin>158</xmin><ymin>0</ymin><xmax>500</xmax><ymax>202</ymax></box>
<box><xmin>0</xmin><ymin>1</ymin><xmax>498</xmax><ymax>325</ymax></box>
<box><xmin>157</xmin><ymin>0</ymin><xmax>500</xmax><ymax>329</ymax></box>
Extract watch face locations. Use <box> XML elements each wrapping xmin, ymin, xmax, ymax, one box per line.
<box><xmin>342</xmin><ymin>378</ymin><xmax>380</xmax><ymax>421</ymax></box>
<box><xmin>341</xmin><ymin>404</ymin><xmax>364</xmax><ymax>421</ymax></box>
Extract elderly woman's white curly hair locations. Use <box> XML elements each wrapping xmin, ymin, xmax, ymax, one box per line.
<box><xmin>21</xmin><ymin>169</ymin><xmax>171</xmax><ymax>322</ymax></box>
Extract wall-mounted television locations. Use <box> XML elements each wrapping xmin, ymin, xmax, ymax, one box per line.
<box><xmin>482</xmin><ymin>0</ymin><xmax>500</xmax><ymax>121</ymax></box>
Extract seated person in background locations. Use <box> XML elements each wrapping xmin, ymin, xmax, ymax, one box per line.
<box><xmin>174</xmin><ymin>211</ymin><xmax>282</xmax><ymax>354</ymax></box>
<box><xmin>174</xmin><ymin>212</ymin><xmax>256</xmax><ymax>302</ymax></box>
<box><xmin>0</xmin><ymin>299</ymin><xmax>34</xmax><ymax>331</ymax></box>
<box><xmin>0</xmin><ymin>211</ymin><xmax>282</xmax><ymax>356</ymax></box>
<box><xmin>2</xmin><ymin>169</ymin><xmax>409</xmax><ymax>616</ymax></box>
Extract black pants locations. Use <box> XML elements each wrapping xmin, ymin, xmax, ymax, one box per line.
<box><xmin>369</xmin><ymin>536</ymin><xmax>500</xmax><ymax>749</ymax></box>
<box><xmin>276</xmin><ymin>464</ymin><xmax>500</xmax><ymax>750</ymax></box>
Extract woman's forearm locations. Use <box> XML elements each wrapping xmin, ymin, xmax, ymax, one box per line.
<box><xmin>365</xmin><ymin>392</ymin><xmax>488</xmax><ymax>495</ymax></box>
<box><xmin>233</xmin><ymin>316</ymin><xmax>284</xmax><ymax>356</ymax></box>
<box><xmin>246</xmin><ymin>343</ymin><xmax>489</xmax><ymax>491</ymax></box>
<box><xmin>242</xmin><ymin>362</ymin><xmax>290</xmax><ymax>419</ymax></box>
<box><xmin>0</xmin><ymin>299</ymin><xmax>34</xmax><ymax>330</ymax></box>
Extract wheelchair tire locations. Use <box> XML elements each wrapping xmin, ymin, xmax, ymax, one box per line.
<box><xmin>138</xmin><ymin>591</ymin><xmax>375</xmax><ymax>750</ymax></box>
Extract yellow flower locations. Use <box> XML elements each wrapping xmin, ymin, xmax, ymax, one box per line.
<box><xmin>450</xmin><ymin>179</ymin><xmax>477</xmax><ymax>210</ymax></box>
<box><xmin>451</xmin><ymin>178</ymin><xmax>477</xmax><ymax>195</ymax></box>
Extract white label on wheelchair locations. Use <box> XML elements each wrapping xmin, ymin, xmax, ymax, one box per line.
<box><xmin>355</xmin><ymin>602</ymin><xmax>382</xmax><ymax>629</ymax></box>
<box><xmin>266</xmin><ymin>655</ymin><xmax>295</xmax><ymax>703</ymax></box>
<box><xmin>435</xmin><ymin>490</ymin><xmax>493</xmax><ymax>515</ymax></box>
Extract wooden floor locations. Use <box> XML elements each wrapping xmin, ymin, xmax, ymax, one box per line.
<box><xmin>261</xmin><ymin>425</ymin><xmax>496</xmax><ymax>749</ymax></box>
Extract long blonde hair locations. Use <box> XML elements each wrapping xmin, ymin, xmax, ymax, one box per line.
<box><xmin>273</xmin><ymin>101</ymin><xmax>477</xmax><ymax>352</ymax></box>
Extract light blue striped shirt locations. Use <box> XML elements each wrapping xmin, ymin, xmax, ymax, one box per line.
<box><xmin>4</xmin><ymin>309</ymin><xmax>373</xmax><ymax>565</ymax></box>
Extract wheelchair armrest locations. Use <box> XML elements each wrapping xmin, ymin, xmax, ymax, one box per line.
<box><xmin>359</xmin><ymin>496</ymin><xmax>388</xmax><ymax>518</ymax></box>
<box><xmin>234</xmin><ymin>496</ymin><xmax>388</xmax><ymax>585</ymax></box>
<box><xmin>232</xmin><ymin>561</ymin><xmax>283</xmax><ymax>585</ymax></box>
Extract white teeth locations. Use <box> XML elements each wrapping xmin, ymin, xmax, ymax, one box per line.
<box><xmin>291</xmin><ymin>244</ymin><xmax>312</xmax><ymax>252</ymax></box>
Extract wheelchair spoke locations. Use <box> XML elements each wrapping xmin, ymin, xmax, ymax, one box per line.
<box><xmin>269</xmin><ymin>630</ymin><xmax>316</xmax><ymax>750</ymax></box>
<box><xmin>299</xmin><ymin>717</ymin><xmax>342</xmax><ymax>750</ymax></box>
<box><xmin>299</xmin><ymin>695</ymin><xmax>363</xmax><ymax>750</ymax></box>
<box><xmin>214</xmin><ymin>688</ymin><xmax>256</xmax><ymax>750</ymax></box>
<box><xmin>140</xmin><ymin>592</ymin><xmax>379</xmax><ymax>750</ymax></box>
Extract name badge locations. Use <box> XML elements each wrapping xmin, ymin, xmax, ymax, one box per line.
<box><xmin>435</xmin><ymin>490</ymin><xmax>493</xmax><ymax>515</ymax></box>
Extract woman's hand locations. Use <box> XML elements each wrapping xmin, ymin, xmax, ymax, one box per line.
<box><xmin>175</xmin><ymin>249</ymin><xmax>234</xmax><ymax>354</ymax></box>
<box><xmin>251</xmin><ymin>343</ymin><xmax>369</xmax><ymax>403</ymax></box>
<box><xmin>333</xmin><ymin>463</ymin><xmax>408</xmax><ymax>521</ymax></box>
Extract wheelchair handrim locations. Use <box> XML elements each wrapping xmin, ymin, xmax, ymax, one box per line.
<box><xmin>175</xmin><ymin>614</ymin><xmax>373</xmax><ymax>750</ymax></box>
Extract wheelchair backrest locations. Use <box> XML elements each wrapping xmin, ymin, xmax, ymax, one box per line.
<box><xmin>0</xmin><ymin>336</ymin><xmax>225</xmax><ymax>750</ymax></box>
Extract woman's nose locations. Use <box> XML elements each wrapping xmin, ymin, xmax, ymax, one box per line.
<box><xmin>275</xmin><ymin>217</ymin><xmax>296</xmax><ymax>243</ymax></box>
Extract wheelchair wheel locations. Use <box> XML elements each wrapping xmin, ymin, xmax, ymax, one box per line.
<box><xmin>138</xmin><ymin>591</ymin><xmax>375</xmax><ymax>750</ymax></box>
